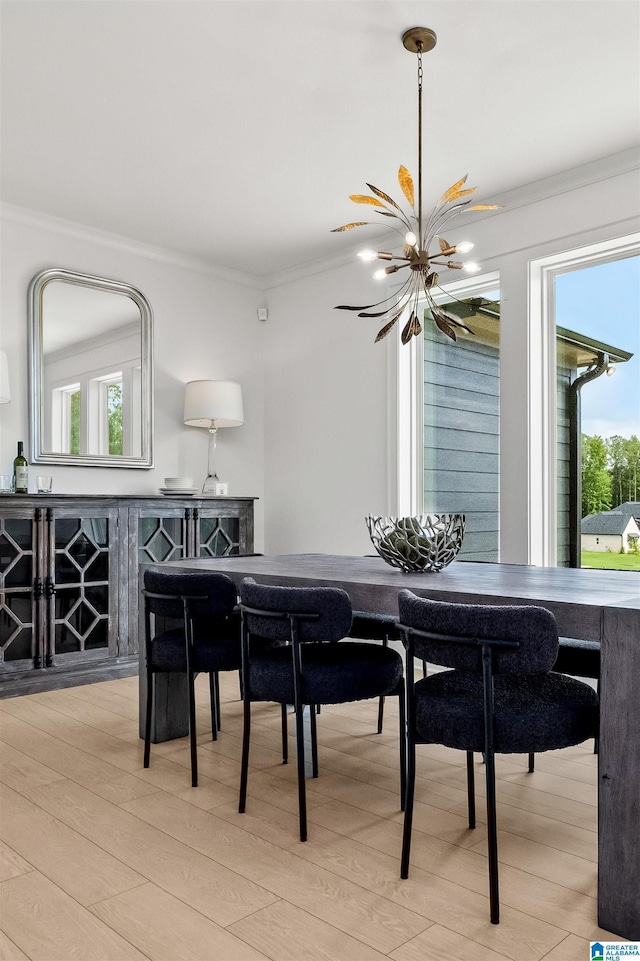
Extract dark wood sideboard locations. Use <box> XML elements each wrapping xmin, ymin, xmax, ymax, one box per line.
<box><xmin>0</xmin><ymin>494</ymin><xmax>255</xmax><ymax>696</ymax></box>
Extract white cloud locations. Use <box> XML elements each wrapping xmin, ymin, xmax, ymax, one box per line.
<box><xmin>582</xmin><ymin>417</ymin><xmax>639</xmax><ymax>439</ymax></box>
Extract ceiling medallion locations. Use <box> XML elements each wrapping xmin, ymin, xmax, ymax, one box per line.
<box><xmin>332</xmin><ymin>27</ymin><xmax>498</xmax><ymax>345</ymax></box>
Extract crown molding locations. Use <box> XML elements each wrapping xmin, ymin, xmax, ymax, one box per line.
<box><xmin>0</xmin><ymin>203</ymin><xmax>263</xmax><ymax>290</ymax></box>
<box><xmin>477</xmin><ymin>147</ymin><xmax>640</xmax><ymax>216</ymax></box>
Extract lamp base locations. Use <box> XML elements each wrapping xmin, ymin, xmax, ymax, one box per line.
<box><xmin>202</xmin><ymin>473</ymin><xmax>219</xmax><ymax>494</ymax></box>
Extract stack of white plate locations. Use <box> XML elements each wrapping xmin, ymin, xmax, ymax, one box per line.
<box><xmin>159</xmin><ymin>477</ymin><xmax>198</xmax><ymax>496</ymax></box>
<box><xmin>159</xmin><ymin>487</ymin><xmax>198</xmax><ymax>496</ymax></box>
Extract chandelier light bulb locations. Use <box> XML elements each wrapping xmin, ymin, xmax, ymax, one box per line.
<box><xmin>456</xmin><ymin>241</ymin><xmax>474</xmax><ymax>253</ymax></box>
<box><xmin>463</xmin><ymin>262</ymin><xmax>481</xmax><ymax>273</ymax></box>
<box><xmin>405</xmin><ymin>231</ymin><xmax>417</xmax><ymax>246</ymax></box>
<box><xmin>358</xmin><ymin>249</ymin><xmax>378</xmax><ymax>261</ymax></box>
<box><xmin>373</xmin><ymin>268</ymin><xmax>387</xmax><ymax>280</ymax></box>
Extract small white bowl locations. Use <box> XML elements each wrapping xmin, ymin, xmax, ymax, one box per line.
<box><xmin>164</xmin><ymin>476</ymin><xmax>194</xmax><ymax>489</ymax></box>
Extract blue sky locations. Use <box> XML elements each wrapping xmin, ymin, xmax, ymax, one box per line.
<box><xmin>556</xmin><ymin>256</ymin><xmax>640</xmax><ymax>440</ymax></box>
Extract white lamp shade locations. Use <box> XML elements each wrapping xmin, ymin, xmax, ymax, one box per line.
<box><xmin>184</xmin><ymin>380</ymin><xmax>244</xmax><ymax>428</ymax></box>
<box><xmin>0</xmin><ymin>351</ymin><xmax>10</xmax><ymax>404</ymax></box>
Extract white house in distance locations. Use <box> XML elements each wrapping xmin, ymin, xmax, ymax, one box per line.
<box><xmin>581</xmin><ymin>507</ymin><xmax>640</xmax><ymax>553</ymax></box>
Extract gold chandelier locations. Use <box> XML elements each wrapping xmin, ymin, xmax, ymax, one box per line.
<box><xmin>332</xmin><ymin>27</ymin><xmax>498</xmax><ymax>345</ymax></box>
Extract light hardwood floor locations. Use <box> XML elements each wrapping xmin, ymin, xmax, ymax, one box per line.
<box><xmin>0</xmin><ymin>671</ymin><xmax>622</xmax><ymax>961</ymax></box>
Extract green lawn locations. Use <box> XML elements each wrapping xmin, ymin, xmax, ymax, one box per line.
<box><xmin>581</xmin><ymin>551</ymin><xmax>640</xmax><ymax>571</ymax></box>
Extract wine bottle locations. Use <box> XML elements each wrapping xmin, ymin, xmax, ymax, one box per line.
<box><xmin>13</xmin><ymin>441</ymin><xmax>28</xmax><ymax>493</ymax></box>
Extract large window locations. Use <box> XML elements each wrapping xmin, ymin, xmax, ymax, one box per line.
<box><xmin>555</xmin><ymin>255</ymin><xmax>639</xmax><ymax>569</ymax></box>
<box><xmin>529</xmin><ymin>234</ymin><xmax>639</xmax><ymax>568</ymax></box>
<box><xmin>398</xmin><ymin>272</ymin><xmax>501</xmax><ymax>562</ymax></box>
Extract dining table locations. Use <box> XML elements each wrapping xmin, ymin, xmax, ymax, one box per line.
<box><xmin>139</xmin><ymin>553</ymin><xmax>640</xmax><ymax>940</ymax></box>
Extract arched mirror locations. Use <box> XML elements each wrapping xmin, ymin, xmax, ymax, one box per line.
<box><xmin>29</xmin><ymin>268</ymin><xmax>154</xmax><ymax>468</ymax></box>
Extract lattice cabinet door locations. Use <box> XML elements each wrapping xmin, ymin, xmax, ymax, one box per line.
<box><xmin>127</xmin><ymin>503</ymin><xmax>190</xmax><ymax>656</ymax></box>
<box><xmin>0</xmin><ymin>505</ymin><xmax>41</xmax><ymax>674</ymax></box>
<box><xmin>44</xmin><ymin>505</ymin><xmax>119</xmax><ymax>666</ymax></box>
<box><xmin>192</xmin><ymin>505</ymin><xmax>242</xmax><ymax>557</ymax></box>
<box><xmin>135</xmin><ymin>506</ymin><xmax>189</xmax><ymax>565</ymax></box>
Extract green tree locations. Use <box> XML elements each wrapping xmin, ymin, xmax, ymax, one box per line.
<box><xmin>70</xmin><ymin>390</ymin><xmax>80</xmax><ymax>454</ymax></box>
<box><xmin>623</xmin><ymin>435</ymin><xmax>640</xmax><ymax>501</ymax></box>
<box><xmin>606</xmin><ymin>435</ymin><xmax>626</xmax><ymax>508</ymax></box>
<box><xmin>582</xmin><ymin>434</ymin><xmax>612</xmax><ymax>517</ymax></box>
<box><xmin>107</xmin><ymin>382</ymin><xmax>123</xmax><ymax>455</ymax></box>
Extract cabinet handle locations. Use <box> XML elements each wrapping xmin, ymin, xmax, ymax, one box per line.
<box><xmin>34</xmin><ymin>577</ymin><xmax>44</xmax><ymax>599</ymax></box>
<box><xmin>45</xmin><ymin>578</ymin><xmax>56</xmax><ymax>598</ymax></box>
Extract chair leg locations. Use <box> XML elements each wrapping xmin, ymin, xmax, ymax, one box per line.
<box><xmin>239</xmin><ymin>699</ymin><xmax>251</xmax><ymax>813</ymax></box>
<box><xmin>528</xmin><ymin>752</ymin><xmax>535</xmax><ymax>773</ymax></box>
<box><xmin>188</xmin><ymin>671</ymin><xmax>198</xmax><ymax>787</ymax></box>
<box><xmin>209</xmin><ymin>673</ymin><xmax>218</xmax><ymax>742</ymax></box>
<box><xmin>294</xmin><ymin>704</ymin><xmax>308</xmax><ymax>842</ymax></box>
<box><xmin>280</xmin><ymin>703</ymin><xmax>288</xmax><ymax>764</ymax></box>
<box><xmin>377</xmin><ymin>634</ymin><xmax>389</xmax><ymax>734</ymax></box>
<box><xmin>214</xmin><ymin>672</ymin><xmax>221</xmax><ymax>731</ymax></box>
<box><xmin>400</xmin><ymin>732</ymin><xmax>415</xmax><ymax>878</ymax></box>
<box><xmin>143</xmin><ymin>666</ymin><xmax>153</xmax><ymax>769</ymax></box>
<box><xmin>397</xmin><ymin>683</ymin><xmax>406</xmax><ymax>811</ymax></box>
<box><xmin>309</xmin><ymin>704</ymin><xmax>319</xmax><ymax>778</ymax></box>
<box><xmin>376</xmin><ymin>695</ymin><xmax>385</xmax><ymax>734</ymax></box>
<box><xmin>466</xmin><ymin>751</ymin><xmax>476</xmax><ymax>828</ymax></box>
<box><xmin>484</xmin><ymin>747</ymin><xmax>500</xmax><ymax>924</ymax></box>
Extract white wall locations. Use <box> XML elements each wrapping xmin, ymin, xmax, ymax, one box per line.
<box><xmin>0</xmin><ymin>209</ymin><xmax>267</xmax><ymax>549</ymax></box>
<box><xmin>582</xmin><ymin>534</ymin><xmax>623</xmax><ymax>553</ymax></box>
<box><xmin>262</xmin><ymin>260</ymin><xmax>391</xmax><ymax>556</ymax></box>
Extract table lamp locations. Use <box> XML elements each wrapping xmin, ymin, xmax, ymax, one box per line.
<box><xmin>184</xmin><ymin>380</ymin><xmax>244</xmax><ymax>493</ymax></box>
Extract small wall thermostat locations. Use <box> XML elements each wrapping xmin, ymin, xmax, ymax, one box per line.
<box><xmin>257</xmin><ymin>308</ymin><xmax>268</xmax><ymax>321</ymax></box>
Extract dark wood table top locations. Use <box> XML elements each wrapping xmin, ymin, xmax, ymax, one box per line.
<box><xmin>163</xmin><ymin>554</ymin><xmax>640</xmax><ymax>641</ymax></box>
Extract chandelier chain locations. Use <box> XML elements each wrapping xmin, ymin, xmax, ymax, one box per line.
<box><xmin>417</xmin><ymin>41</ymin><xmax>423</xmax><ymax>251</ymax></box>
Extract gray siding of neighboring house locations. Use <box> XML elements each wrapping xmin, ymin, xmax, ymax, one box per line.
<box><xmin>557</xmin><ymin>365</ymin><xmax>571</xmax><ymax>567</ymax></box>
<box><xmin>423</xmin><ymin>327</ymin><xmax>499</xmax><ymax>561</ymax></box>
<box><xmin>423</xmin><ymin>327</ymin><xmax>574</xmax><ymax>564</ymax></box>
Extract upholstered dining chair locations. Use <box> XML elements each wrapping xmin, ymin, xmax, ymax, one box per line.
<box><xmin>238</xmin><ymin>578</ymin><xmax>406</xmax><ymax>841</ymax></box>
<box><xmin>142</xmin><ymin>567</ymin><xmax>242</xmax><ymax>787</ymax></box>
<box><xmin>348</xmin><ymin>610</ymin><xmax>403</xmax><ymax>733</ymax></box>
<box><xmin>525</xmin><ymin>635</ymin><xmax>601</xmax><ymax>770</ymax></box>
<box><xmin>398</xmin><ymin>590</ymin><xmax>599</xmax><ymax>924</ymax></box>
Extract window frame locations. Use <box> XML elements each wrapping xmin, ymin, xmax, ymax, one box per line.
<box><xmin>528</xmin><ymin>232</ymin><xmax>639</xmax><ymax>567</ymax></box>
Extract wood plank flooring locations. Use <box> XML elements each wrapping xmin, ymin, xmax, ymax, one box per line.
<box><xmin>0</xmin><ymin>672</ymin><xmax>623</xmax><ymax>961</ymax></box>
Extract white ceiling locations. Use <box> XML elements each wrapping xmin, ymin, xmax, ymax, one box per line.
<box><xmin>1</xmin><ymin>0</ymin><xmax>639</xmax><ymax>281</ymax></box>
